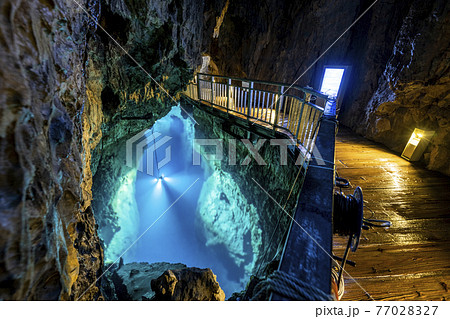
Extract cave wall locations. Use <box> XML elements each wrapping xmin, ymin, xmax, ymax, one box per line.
<box><xmin>0</xmin><ymin>0</ymin><xmax>206</xmax><ymax>300</ymax></box>
<box><xmin>203</xmin><ymin>0</ymin><xmax>361</xmax><ymax>83</ymax></box>
<box><xmin>346</xmin><ymin>1</ymin><xmax>450</xmax><ymax>176</ymax></box>
<box><xmin>0</xmin><ymin>0</ymin><xmax>103</xmax><ymax>300</ymax></box>
<box><xmin>193</xmin><ymin>106</ymin><xmax>303</xmax><ymax>277</ymax></box>
<box><xmin>202</xmin><ymin>0</ymin><xmax>450</xmax><ymax>176</ymax></box>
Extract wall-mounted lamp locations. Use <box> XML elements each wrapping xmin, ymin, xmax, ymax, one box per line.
<box><xmin>401</xmin><ymin>128</ymin><xmax>435</xmax><ymax>161</ymax></box>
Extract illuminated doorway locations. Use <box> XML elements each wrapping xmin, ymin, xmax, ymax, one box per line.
<box><xmin>319</xmin><ymin>66</ymin><xmax>350</xmax><ymax>112</ymax></box>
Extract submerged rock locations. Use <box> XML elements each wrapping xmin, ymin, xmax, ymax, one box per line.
<box><xmin>102</xmin><ymin>261</ymin><xmax>187</xmax><ymax>301</ymax></box>
<box><xmin>151</xmin><ymin>267</ymin><xmax>225</xmax><ymax>301</ymax></box>
<box><xmin>103</xmin><ymin>169</ymin><xmax>140</xmax><ymax>263</ymax></box>
<box><xmin>196</xmin><ymin>170</ymin><xmax>262</xmax><ymax>284</ymax></box>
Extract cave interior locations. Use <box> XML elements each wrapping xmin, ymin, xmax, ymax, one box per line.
<box><xmin>0</xmin><ymin>0</ymin><xmax>449</xmax><ymax>302</ymax></box>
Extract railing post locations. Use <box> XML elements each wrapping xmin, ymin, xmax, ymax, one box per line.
<box><xmin>249</xmin><ymin>82</ymin><xmax>254</xmax><ymax>117</ymax></box>
<box><xmin>246</xmin><ymin>83</ymin><xmax>250</xmax><ymax>120</ymax></box>
<box><xmin>197</xmin><ymin>74</ymin><xmax>201</xmax><ymax>101</ymax></box>
<box><xmin>295</xmin><ymin>101</ymin><xmax>306</xmax><ymax>143</ymax></box>
<box><xmin>274</xmin><ymin>85</ymin><xmax>284</xmax><ymax>130</ymax></box>
<box><xmin>245</xmin><ymin>82</ymin><xmax>253</xmax><ymax>119</ymax></box>
<box><xmin>226</xmin><ymin>78</ymin><xmax>231</xmax><ymax>113</ymax></box>
<box><xmin>211</xmin><ymin>76</ymin><xmax>215</xmax><ymax>105</ymax></box>
<box><xmin>324</xmin><ymin>99</ymin><xmax>336</xmax><ymax>117</ymax></box>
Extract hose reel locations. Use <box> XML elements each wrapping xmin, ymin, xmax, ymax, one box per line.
<box><xmin>332</xmin><ymin>176</ymin><xmax>391</xmax><ymax>300</ymax></box>
<box><xmin>333</xmin><ymin>187</ymin><xmax>364</xmax><ymax>252</ymax></box>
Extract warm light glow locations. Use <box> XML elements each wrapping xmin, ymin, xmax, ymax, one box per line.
<box><xmin>385</xmin><ymin>162</ymin><xmax>403</xmax><ymax>189</ymax></box>
<box><xmin>406</xmin><ymin>130</ymin><xmax>424</xmax><ymax>147</ymax></box>
<box><xmin>402</xmin><ymin>128</ymin><xmax>434</xmax><ymax>162</ymax></box>
<box><xmin>407</xmin><ymin>134</ymin><xmax>420</xmax><ymax>146</ymax></box>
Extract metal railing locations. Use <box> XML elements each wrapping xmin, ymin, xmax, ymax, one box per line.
<box><xmin>183</xmin><ymin>73</ymin><xmax>333</xmax><ymax>157</ymax></box>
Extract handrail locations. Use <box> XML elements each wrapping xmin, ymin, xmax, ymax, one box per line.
<box><xmin>182</xmin><ymin>73</ymin><xmax>334</xmax><ymax>158</ymax></box>
<box><xmin>197</xmin><ymin>73</ymin><xmax>330</xmax><ymax>101</ymax></box>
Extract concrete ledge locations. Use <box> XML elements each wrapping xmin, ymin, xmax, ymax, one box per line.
<box><xmin>271</xmin><ymin>117</ymin><xmax>336</xmax><ymax>300</ymax></box>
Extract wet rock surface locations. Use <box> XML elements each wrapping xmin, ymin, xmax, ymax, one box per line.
<box><xmin>151</xmin><ymin>267</ymin><xmax>225</xmax><ymax>301</ymax></box>
<box><xmin>0</xmin><ymin>0</ymin><xmax>205</xmax><ymax>300</ymax></box>
<box><xmin>101</xmin><ymin>261</ymin><xmax>225</xmax><ymax>301</ymax></box>
<box><xmin>0</xmin><ymin>0</ymin><xmax>103</xmax><ymax>300</ymax></box>
<box><xmin>192</xmin><ymin>106</ymin><xmax>303</xmax><ymax>281</ymax></box>
<box><xmin>196</xmin><ymin>170</ymin><xmax>262</xmax><ymax>287</ymax></box>
<box><xmin>347</xmin><ymin>1</ymin><xmax>450</xmax><ymax>176</ymax></box>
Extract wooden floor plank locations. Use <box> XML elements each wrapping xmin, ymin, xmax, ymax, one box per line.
<box><xmin>334</xmin><ymin>127</ymin><xmax>450</xmax><ymax>301</ymax></box>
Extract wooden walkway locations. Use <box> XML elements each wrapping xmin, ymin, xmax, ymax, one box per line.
<box><xmin>334</xmin><ymin>127</ymin><xmax>450</xmax><ymax>301</ymax></box>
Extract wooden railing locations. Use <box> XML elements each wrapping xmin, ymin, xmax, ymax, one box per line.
<box><xmin>183</xmin><ymin>73</ymin><xmax>334</xmax><ymax>157</ymax></box>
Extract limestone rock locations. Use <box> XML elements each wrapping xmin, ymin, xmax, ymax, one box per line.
<box><xmin>89</xmin><ymin>0</ymin><xmax>205</xmax><ymax>263</ymax></box>
<box><xmin>0</xmin><ymin>0</ymin><xmax>103</xmax><ymax>300</ymax></box>
<box><xmin>193</xmin><ymin>106</ymin><xmax>303</xmax><ymax>280</ymax></box>
<box><xmin>196</xmin><ymin>170</ymin><xmax>262</xmax><ymax>280</ymax></box>
<box><xmin>151</xmin><ymin>267</ymin><xmax>225</xmax><ymax>301</ymax></box>
<box><xmin>3</xmin><ymin>0</ymin><xmax>447</xmax><ymax>303</ymax></box>
<box><xmin>102</xmin><ymin>262</ymin><xmax>187</xmax><ymax>301</ymax></box>
<box><xmin>356</xmin><ymin>1</ymin><xmax>450</xmax><ymax>176</ymax></box>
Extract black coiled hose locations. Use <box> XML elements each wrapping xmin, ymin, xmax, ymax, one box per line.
<box><xmin>333</xmin><ymin>193</ymin><xmax>361</xmax><ymax>236</ymax></box>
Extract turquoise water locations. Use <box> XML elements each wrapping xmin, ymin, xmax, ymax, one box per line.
<box><xmin>128</xmin><ymin>106</ymin><xmax>256</xmax><ymax>297</ymax></box>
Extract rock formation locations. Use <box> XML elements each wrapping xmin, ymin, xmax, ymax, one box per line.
<box><xmin>0</xmin><ymin>0</ymin><xmax>206</xmax><ymax>300</ymax></box>
<box><xmin>151</xmin><ymin>267</ymin><xmax>225</xmax><ymax>301</ymax></box>
<box><xmin>196</xmin><ymin>170</ymin><xmax>262</xmax><ymax>286</ymax></box>
<box><xmin>89</xmin><ymin>0</ymin><xmax>203</xmax><ymax>263</ymax></box>
<box><xmin>192</xmin><ymin>106</ymin><xmax>303</xmax><ymax>285</ymax></box>
<box><xmin>0</xmin><ymin>0</ymin><xmax>103</xmax><ymax>300</ymax></box>
<box><xmin>102</xmin><ymin>261</ymin><xmax>187</xmax><ymax>300</ymax></box>
<box><xmin>347</xmin><ymin>2</ymin><xmax>450</xmax><ymax>176</ymax></box>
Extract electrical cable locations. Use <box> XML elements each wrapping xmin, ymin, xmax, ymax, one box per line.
<box><xmin>332</xmin><ymin>184</ymin><xmax>391</xmax><ymax>293</ymax></box>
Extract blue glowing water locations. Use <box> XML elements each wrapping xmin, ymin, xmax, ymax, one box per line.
<box><xmin>129</xmin><ymin>106</ymin><xmax>247</xmax><ymax>298</ymax></box>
